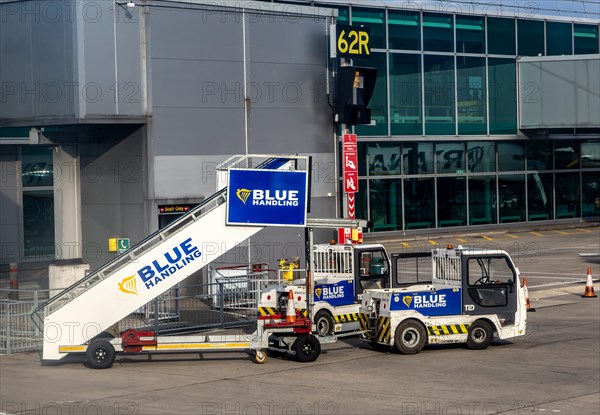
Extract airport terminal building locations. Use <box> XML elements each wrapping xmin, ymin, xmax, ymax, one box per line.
<box><xmin>1</xmin><ymin>0</ymin><xmax>599</xmax><ymax>268</ymax></box>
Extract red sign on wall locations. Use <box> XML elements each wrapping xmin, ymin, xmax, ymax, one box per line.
<box><xmin>343</xmin><ymin>134</ymin><xmax>358</xmax><ymax>194</ymax></box>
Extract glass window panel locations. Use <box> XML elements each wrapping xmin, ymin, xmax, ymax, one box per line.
<box><xmin>424</xmin><ymin>55</ymin><xmax>455</xmax><ymax>135</ymax></box>
<box><xmin>528</xmin><ymin>173</ymin><xmax>553</xmax><ymax>221</ymax></box>
<box><xmin>555</xmin><ymin>173</ymin><xmax>581</xmax><ymax>218</ymax></box>
<box><xmin>488</xmin><ymin>58</ymin><xmax>517</xmax><ymax>134</ymax></box>
<box><xmin>423</xmin><ymin>13</ymin><xmax>453</xmax><ymax>52</ymax></box>
<box><xmin>357</xmin><ymin>179</ymin><xmax>368</xmax><ymax>223</ymax></box>
<box><xmin>546</xmin><ymin>22</ymin><xmax>573</xmax><ymax>56</ymax></box>
<box><xmin>527</xmin><ymin>141</ymin><xmax>553</xmax><ymax>170</ymax></box>
<box><xmin>456</xmin><ymin>15</ymin><xmax>485</xmax><ymax>54</ymax></box>
<box><xmin>498</xmin><ymin>141</ymin><xmax>525</xmax><ymax>172</ymax></box>
<box><xmin>468</xmin><ymin>141</ymin><xmax>496</xmax><ymax>173</ymax></box>
<box><xmin>487</xmin><ymin>17</ymin><xmax>516</xmax><ymax>55</ymax></box>
<box><xmin>582</xmin><ymin>172</ymin><xmax>600</xmax><ymax>217</ymax></box>
<box><xmin>368</xmin><ymin>143</ymin><xmax>401</xmax><ymax>176</ymax></box>
<box><xmin>437</xmin><ymin>177</ymin><xmax>466</xmax><ymax>227</ymax></box>
<box><xmin>336</xmin><ymin>6</ymin><xmax>349</xmax><ymax>24</ymax></box>
<box><xmin>23</xmin><ymin>190</ymin><xmax>55</xmax><ymax>257</ymax></box>
<box><xmin>554</xmin><ymin>142</ymin><xmax>580</xmax><ymax>169</ymax></box>
<box><xmin>403</xmin><ymin>142</ymin><xmax>434</xmax><ymax>175</ymax></box>
<box><xmin>581</xmin><ymin>141</ymin><xmax>600</xmax><ymax>168</ymax></box>
<box><xmin>390</xmin><ymin>53</ymin><xmax>422</xmax><ymax>135</ymax></box>
<box><xmin>351</xmin><ymin>7</ymin><xmax>385</xmax><ymax>49</ymax></box>
<box><xmin>354</xmin><ymin>53</ymin><xmax>388</xmax><ymax>136</ymax></box>
<box><xmin>574</xmin><ymin>24</ymin><xmax>599</xmax><ymax>55</ymax></box>
<box><xmin>436</xmin><ymin>142</ymin><xmax>465</xmax><ymax>174</ymax></box>
<box><xmin>22</xmin><ymin>145</ymin><xmax>54</xmax><ymax>187</ymax></box>
<box><xmin>518</xmin><ymin>20</ymin><xmax>545</xmax><ymax>56</ymax></box>
<box><xmin>404</xmin><ymin>178</ymin><xmax>434</xmax><ymax>229</ymax></box>
<box><xmin>457</xmin><ymin>56</ymin><xmax>486</xmax><ymax>135</ymax></box>
<box><xmin>369</xmin><ymin>179</ymin><xmax>402</xmax><ymax>231</ymax></box>
<box><xmin>357</xmin><ymin>142</ymin><xmax>367</xmax><ymax>176</ymax></box>
<box><xmin>469</xmin><ymin>176</ymin><xmax>497</xmax><ymax>225</ymax></box>
<box><xmin>389</xmin><ymin>10</ymin><xmax>420</xmax><ymax>50</ymax></box>
<box><xmin>499</xmin><ymin>174</ymin><xmax>525</xmax><ymax>223</ymax></box>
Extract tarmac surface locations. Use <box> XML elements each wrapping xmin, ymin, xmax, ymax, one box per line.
<box><xmin>1</xmin><ymin>223</ymin><xmax>599</xmax><ymax>415</ymax></box>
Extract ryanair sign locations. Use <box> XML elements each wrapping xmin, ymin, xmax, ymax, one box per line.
<box><xmin>227</xmin><ymin>169</ymin><xmax>308</xmax><ymax>226</ymax></box>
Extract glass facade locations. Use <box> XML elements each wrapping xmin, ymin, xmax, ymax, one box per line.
<box><xmin>349</xmin><ymin>140</ymin><xmax>600</xmax><ymax>231</ymax></box>
<box><xmin>329</xmin><ymin>2</ymin><xmax>600</xmax><ymax>232</ymax></box>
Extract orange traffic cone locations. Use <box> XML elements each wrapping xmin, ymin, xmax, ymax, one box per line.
<box><xmin>582</xmin><ymin>267</ymin><xmax>597</xmax><ymax>298</ymax></box>
<box><xmin>522</xmin><ymin>277</ymin><xmax>536</xmax><ymax>312</ymax></box>
<box><xmin>286</xmin><ymin>290</ymin><xmax>297</xmax><ymax>322</ymax></box>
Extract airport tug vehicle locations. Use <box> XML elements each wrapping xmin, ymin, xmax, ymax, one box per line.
<box><xmin>358</xmin><ymin>245</ymin><xmax>527</xmax><ymax>353</ymax></box>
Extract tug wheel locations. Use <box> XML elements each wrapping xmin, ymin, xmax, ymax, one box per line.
<box><xmin>394</xmin><ymin>320</ymin><xmax>426</xmax><ymax>355</ymax></box>
<box><xmin>85</xmin><ymin>339</ymin><xmax>116</xmax><ymax>369</ymax></box>
<box><xmin>466</xmin><ymin>320</ymin><xmax>493</xmax><ymax>350</ymax></box>
<box><xmin>314</xmin><ymin>311</ymin><xmax>335</xmax><ymax>336</ymax></box>
<box><xmin>292</xmin><ymin>335</ymin><xmax>321</xmax><ymax>363</ymax></box>
<box><xmin>254</xmin><ymin>350</ymin><xmax>267</xmax><ymax>364</ymax></box>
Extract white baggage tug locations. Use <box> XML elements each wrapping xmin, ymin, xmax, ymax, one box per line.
<box><xmin>358</xmin><ymin>245</ymin><xmax>527</xmax><ymax>353</ymax></box>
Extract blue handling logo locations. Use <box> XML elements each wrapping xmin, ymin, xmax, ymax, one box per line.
<box><xmin>227</xmin><ymin>169</ymin><xmax>308</xmax><ymax>226</ymax></box>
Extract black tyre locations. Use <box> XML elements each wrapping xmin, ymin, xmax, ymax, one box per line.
<box><xmin>466</xmin><ymin>320</ymin><xmax>493</xmax><ymax>350</ymax></box>
<box><xmin>85</xmin><ymin>339</ymin><xmax>116</xmax><ymax>369</ymax></box>
<box><xmin>394</xmin><ymin>320</ymin><xmax>426</xmax><ymax>355</ymax></box>
<box><xmin>292</xmin><ymin>335</ymin><xmax>321</xmax><ymax>363</ymax></box>
<box><xmin>314</xmin><ymin>311</ymin><xmax>335</xmax><ymax>336</ymax></box>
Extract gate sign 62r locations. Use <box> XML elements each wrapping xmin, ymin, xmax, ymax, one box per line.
<box><xmin>335</xmin><ymin>25</ymin><xmax>370</xmax><ymax>57</ymax></box>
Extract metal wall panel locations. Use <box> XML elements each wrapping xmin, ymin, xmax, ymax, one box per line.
<box><xmin>519</xmin><ymin>56</ymin><xmax>600</xmax><ymax>129</ymax></box>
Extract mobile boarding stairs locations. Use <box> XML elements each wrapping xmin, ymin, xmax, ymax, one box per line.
<box><xmin>32</xmin><ymin>155</ymin><xmax>364</xmax><ymax>367</ymax></box>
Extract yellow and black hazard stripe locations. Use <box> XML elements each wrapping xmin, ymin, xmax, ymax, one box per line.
<box><xmin>357</xmin><ymin>313</ymin><xmax>369</xmax><ymax>332</ymax></box>
<box><xmin>376</xmin><ymin>316</ymin><xmax>391</xmax><ymax>343</ymax></box>
<box><xmin>258</xmin><ymin>307</ymin><xmax>278</xmax><ymax>316</ymax></box>
<box><xmin>334</xmin><ymin>313</ymin><xmax>359</xmax><ymax>324</ymax></box>
<box><xmin>427</xmin><ymin>323</ymin><xmax>470</xmax><ymax>336</ymax></box>
<box><xmin>258</xmin><ymin>307</ymin><xmax>308</xmax><ymax>317</ymax></box>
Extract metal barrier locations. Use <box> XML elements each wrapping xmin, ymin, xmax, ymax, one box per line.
<box><xmin>0</xmin><ymin>290</ymin><xmax>47</xmax><ymax>355</ymax></box>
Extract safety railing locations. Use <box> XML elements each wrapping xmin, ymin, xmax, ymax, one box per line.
<box><xmin>0</xmin><ymin>290</ymin><xmax>49</xmax><ymax>355</ymax></box>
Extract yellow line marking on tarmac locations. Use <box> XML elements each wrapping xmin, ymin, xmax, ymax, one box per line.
<box><xmin>553</xmin><ymin>230</ymin><xmax>568</xmax><ymax>235</ymax></box>
<box><xmin>577</xmin><ymin>228</ymin><xmax>592</xmax><ymax>233</ymax></box>
<box><xmin>428</xmin><ymin>240</ymin><xmax>438</xmax><ymax>245</ymax></box>
<box><xmin>482</xmin><ymin>236</ymin><xmax>493</xmax><ymax>241</ymax></box>
<box><xmin>505</xmin><ymin>234</ymin><xmax>519</xmax><ymax>239</ymax></box>
<box><xmin>530</xmin><ymin>232</ymin><xmax>544</xmax><ymax>237</ymax></box>
<box><xmin>401</xmin><ymin>242</ymin><xmax>410</xmax><ymax>248</ymax></box>
<box><xmin>456</xmin><ymin>238</ymin><xmax>467</xmax><ymax>243</ymax></box>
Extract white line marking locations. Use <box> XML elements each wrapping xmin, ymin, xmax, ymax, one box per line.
<box><xmin>523</xmin><ymin>276</ymin><xmax>585</xmax><ymax>280</ymax></box>
<box><xmin>529</xmin><ymin>281</ymin><xmax>587</xmax><ymax>289</ymax></box>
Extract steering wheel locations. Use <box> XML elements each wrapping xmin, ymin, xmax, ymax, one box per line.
<box><xmin>473</xmin><ymin>276</ymin><xmax>491</xmax><ymax>285</ymax></box>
